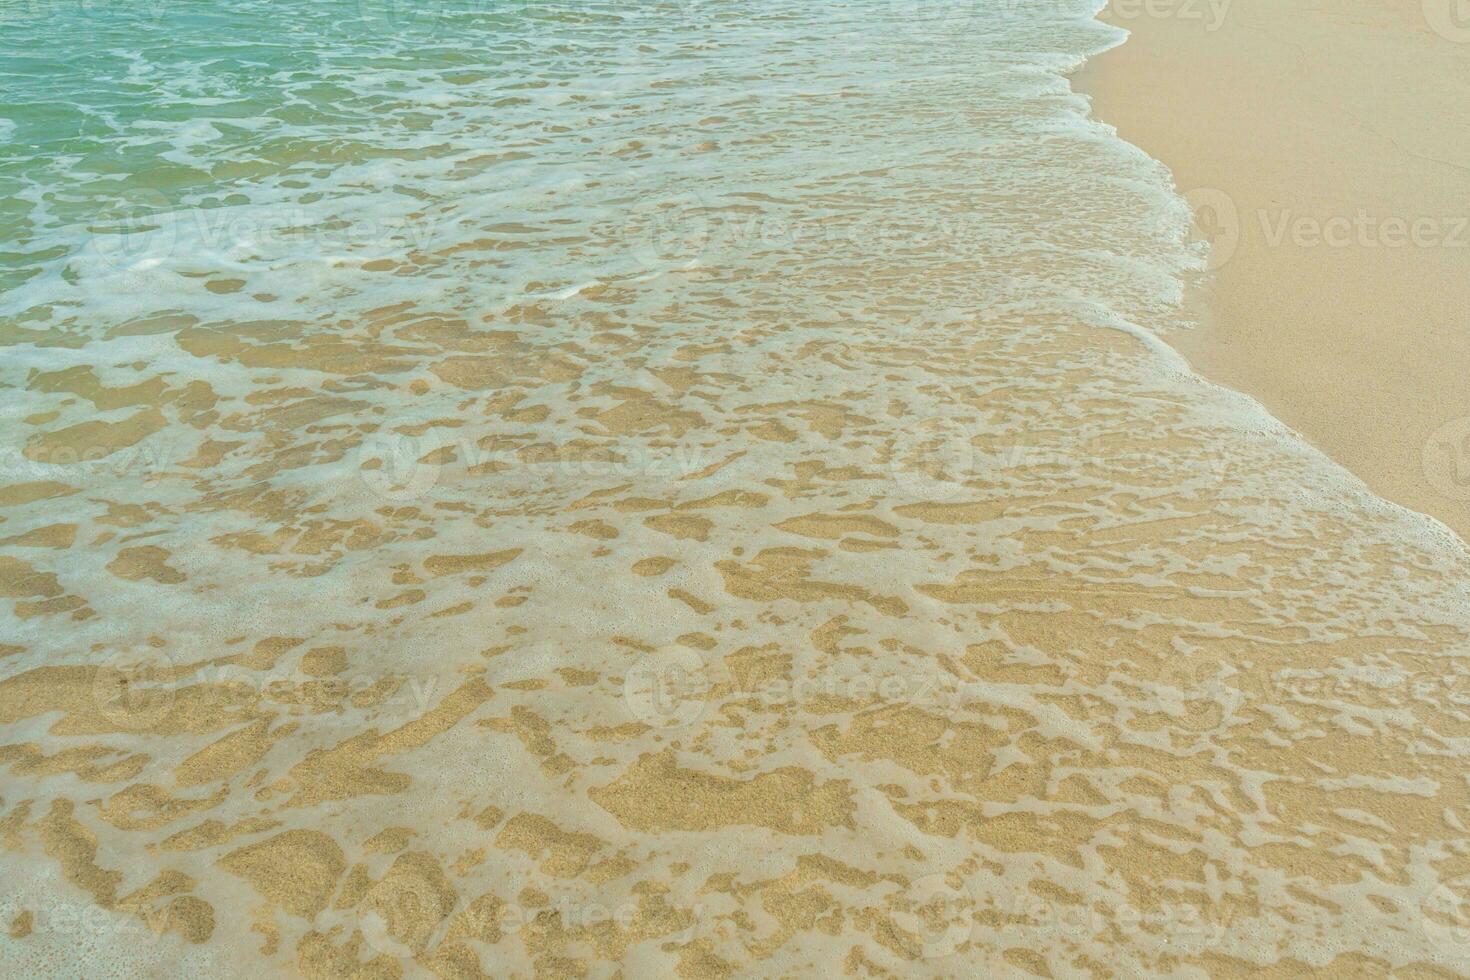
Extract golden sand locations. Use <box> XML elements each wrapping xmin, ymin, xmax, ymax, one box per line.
<box><xmin>1079</xmin><ymin>0</ymin><xmax>1470</xmax><ymax>544</ymax></box>
<box><xmin>1</xmin><ymin>2</ymin><xmax>1469</xmax><ymax>977</ymax></box>
<box><xmin>2</xmin><ymin>298</ymin><xmax>1469</xmax><ymax>974</ymax></box>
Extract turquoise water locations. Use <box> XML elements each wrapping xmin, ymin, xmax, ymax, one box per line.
<box><xmin>0</xmin><ymin>0</ymin><xmax>1188</xmax><ymax>338</ymax></box>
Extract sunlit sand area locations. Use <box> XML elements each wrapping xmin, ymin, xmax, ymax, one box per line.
<box><xmin>2</xmin><ymin>0</ymin><xmax>1469</xmax><ymax>976</ymax></box>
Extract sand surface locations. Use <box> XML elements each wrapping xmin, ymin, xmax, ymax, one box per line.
<box><xmin>5</xmin><ymin>2</ymin><xmax>1470</xmax><ymax>975</ymax></box>
<box><xmin>1078</xmin><ymin>0</ymin><xmax>1470</xmax><ymax>546</ymax></box>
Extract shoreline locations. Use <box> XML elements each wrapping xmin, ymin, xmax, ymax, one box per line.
<box><xmin>1075</xmin><ymin>0</ymin><xmax>1470</xmax><ymax>545</ymax></box>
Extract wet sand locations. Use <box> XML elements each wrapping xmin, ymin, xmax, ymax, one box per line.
<box><xmin>5</xmin><ymin>1</ymin><xmax>1470</xmax><ymax>975</ymax></box>
<box><xmin>1077</xmin><ymin>0</ymin><xmax>1470</xmax><ymax>547</ymax></box>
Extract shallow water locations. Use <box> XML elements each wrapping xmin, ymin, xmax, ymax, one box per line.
<box><xmin>3</xmin><ymin>0</ymin><xmax>1470</xmax><ymax>975</ymax></box>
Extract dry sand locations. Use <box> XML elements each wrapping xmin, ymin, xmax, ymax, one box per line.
<box><xmin>1077</xmin><ymin>0</ymin><xmax>1470</xmax><ymax>545</ymax></box>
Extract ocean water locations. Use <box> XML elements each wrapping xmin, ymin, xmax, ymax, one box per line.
<box><xmin>2</xmin><ymin>0</ymin><xmax>1470</xmax><ymax>975</ymax></box>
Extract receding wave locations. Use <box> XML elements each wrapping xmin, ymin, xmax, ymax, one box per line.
<box><xmin>1</xmin><ymin>0</ymin><xmax>1468</xmax><ymax>975</ymax></box>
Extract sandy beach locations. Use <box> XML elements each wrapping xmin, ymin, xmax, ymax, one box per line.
<box><xmin>4</xmin><ymin>1</ymin><xmax>1470</xmax><ymax>975</ymax></box>
<box><xmin>1078</xmin><ymin>0</ymin><xmax>1470</xmax><ymax>546</ymax></box>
